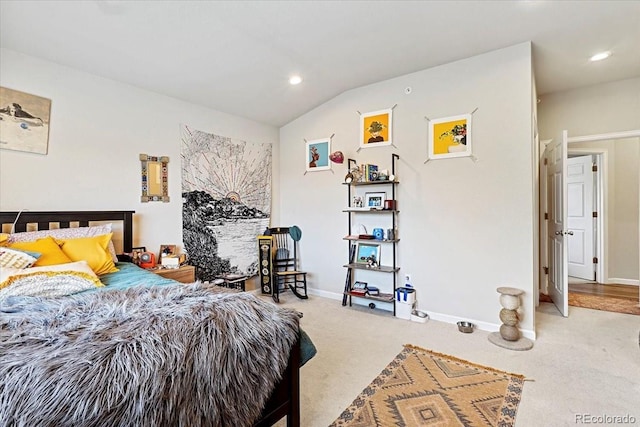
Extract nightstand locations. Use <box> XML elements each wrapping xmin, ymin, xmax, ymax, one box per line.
<box><xmin>153</xmin><ymin>265</ymin><xmax>196</xmax><ymax>284</ymax></box>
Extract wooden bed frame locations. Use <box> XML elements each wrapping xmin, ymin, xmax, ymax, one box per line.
<box><xmin>0</xmin><ymin>210</ymin><xmax>300</xmax><ymax>427</ymax></box>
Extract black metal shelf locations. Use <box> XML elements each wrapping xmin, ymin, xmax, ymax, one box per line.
<box><xmin>342</xmin><ymin>154</ymin><xmax>400</xmax><ymax>314</ymax></box>
<box><xmin>344</xmin><ymin>292</ymin><xmax>394</xmax><ymax>303</ymax></box>
<box><xmin>343</xmin><ymin>180</ymin><xmax>399</xmax><ymax>186</ymax></box>
<box><xmin>342</xmin><ymin>208</ymin><xmax>399</xmax><ymax>213</ymax></box>
<box><xmin>343</xmin><ymin>236</ymin><xmax>400</xmax><ymax>243</ymax></box>
<box><xmin>343</xmin><ymin>263</ymin><xmax>399</xmax><ymax>273</ymax></box>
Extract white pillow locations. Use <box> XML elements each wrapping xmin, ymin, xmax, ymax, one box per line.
<box><xmin>0</xmin><ymin>247</ymin><xmax>39</xmax><ymax>269</ymax></box>
<box><xmin>8</xmin><ymin>224</ymin><xmax>118</xmax><ymax>263</ymax></box>
<box><xmin>0</xmin><ymin>260</ymin><xmax>104</xmax><ymax>300</ymax></box>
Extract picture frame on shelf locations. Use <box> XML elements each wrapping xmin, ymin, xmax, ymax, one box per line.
<box><xmin>352</xmin><ymin>281</ymin><xmax>368</xmax><ymax>290</ymax></box>
<box><xmin>428</xmin><ymin>114</ymin><xmax>472</xmax><ymax>160</ymax></box>
<box><xmin>352</xmin><ymin>195</ymin><xmax>364</xmax><ymax>208</ymax></box>
<box><xmin>360</xmin><ymin>108</ymin><xmax>393</xmax><ymax>148</ymax></box>
<box><xmin>131</xmin><ymin>246</ymin><xmax>146</xmax><ymax>265</ymax></box>
<box><xmin>365</xmin><ymin>191</ymin><xmax>386</xmax><ymax>208</ymax></box>
<box><xmin>159</xmin><ymin>244</ymin><xmax>177</xmax><ymax>262</ymax></box>
<box><xmin>305</xmin><ymin>138</ymin><xmax>331</xmax><ymax>172</ymax></box>
<box><xmin>355</xmin><ymin>242</ymin><xmax>381</xmax><ymax>266</ymax></box>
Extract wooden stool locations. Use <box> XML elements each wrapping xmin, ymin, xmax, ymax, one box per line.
<box><xmin>215</xmin><ymin>274</ymin><xmax>247</xmax><ymax>291</ymax></box>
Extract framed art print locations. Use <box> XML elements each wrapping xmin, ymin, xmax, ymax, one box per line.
<box><xmin>305</xmin><ymin>138</ymin><xmax>331</xmax><ymax>172</ymax></box>
<box><xmin>360</xmin><ymin>109</ymin><xmax>392</xmax><ymax>148</ymax></box>
<box><xmin>0</xmin><ymin>86</ymin><xmax>52</xmax><ymax>155</ymax></box>
<box><xmin>355</xmin><ymin>242</ymin><xmax>381</xmax><ymax>265</ymax></box>
<box><xmin>365</xmin><ymin>192</ymin><xmax>386</xmax><ymax>208</ymax></box>
<box><xmin>428</xmin><ymin>114</ymin><xmax>472</xmax><ymax>160</ymax></box>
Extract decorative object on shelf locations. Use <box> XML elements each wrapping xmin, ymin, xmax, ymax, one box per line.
<box><xmin>130</xmin><ymin>246</ymin><xmax>146</xmax><ymax>265</ymax></box>
<box><xmin>329</xmin><ymin>151</ymin><xmax>344</xmax><ymax>164</ymax></box>
<box><xmin>366</xmin><ymin>286</ymin><xmax>380</xmax><ymax>296</ymax></box>
<box><xmin>345</xmin><ymin>165</ymin><xmax>363</xmax><ymax>183</ymax></box>
<box><xmin>0</xmin><ymin>86</ymin><xmax>51</xmax><ymax>155</ymax></box>
<box><xmin>358</xmin><ymin>107</ymin><xmax>394</xmax><ymax>149</ymax></box>
<box><xmin>305</xmin><ymin>137</ymin><xmax>331</xmax><ymax>172</ymax></box>
<box><xmin>386</xmin><ymin>228</ymin><xmax>395</xmax><ymax>240</ymax></box>
<box><xmin>488</xmin><ymin>286</ymin><xmax>534</xmax><ymax>350</ymax></box>
<box><xmin>355</xmin><ymin>242</ymin><xmax>380</xmax><ymax>267</ymax></box>
<box><xmin>140</xmin><ymin>154</ymin><xmax>170</xmax><ymax>202</ymax></box>
<box><xmin>425</xmin><ymin>108</ymin><xmax>478</xmax><ymax>163</ymax></box>
<box><xmin>159</xmin><ymin>244</ymin><xmax>177</xmax><ymax>264</ymax></box>
<box><xmin>372</xmin><ymin>228</ymin><xmax>384</xmax><ymax>240</ymax></box>
<box><xmin>161</xmin><ymin>253</ymin><xmax>186</xmax><ymax>269</ymax></box>
<box><xmin>351</xmin><ymin>281</ymin><xmax>368</xmax><ymax>295</ymax></box>
<box><xmin>352</xmin><ymin>195</ymin><xmax>364</xmax><ymax>208</ymax></box>
<box><xmin>139</xmin><ymin>251</ymin><xmax>156</xmax><ymax>269</ymax></box>
<box><xmin>383</xmin><ymin>200</ymin><xmax>395</xmax><ymax>210</ymax></box>
<box><xmin>365</xmin><ymin>192</ymin><xmax>386</xmax><ymax>208</ymax></box>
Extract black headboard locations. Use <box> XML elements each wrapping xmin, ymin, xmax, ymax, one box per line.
<box><xmin>0</xmin><ymin>211</ymin><xmax>135</xmax><ymax>252</ymax></box>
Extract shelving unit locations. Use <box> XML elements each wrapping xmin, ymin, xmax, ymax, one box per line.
<box><xmin>341</xmin><ymin>154</ymin><xmax>399</xmax><ymax>314</ymax></box>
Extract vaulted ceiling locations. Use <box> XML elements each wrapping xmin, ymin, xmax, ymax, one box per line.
<box><xmin>1</xmin><ymin>1</ymin><xmax>638</xmax><ymax>126</ymax></box>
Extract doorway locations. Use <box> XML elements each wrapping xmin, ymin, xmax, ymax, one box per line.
<box><xmin>540</xmin><ymin>130</ymin><xmax>640</xmax><ymax>316</ymax></box>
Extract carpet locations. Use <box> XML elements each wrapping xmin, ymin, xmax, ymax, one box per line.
<box><xmin>331</xmin><ymin>344</ymin><xmax>526</xmax><ymax>427</ymax></box>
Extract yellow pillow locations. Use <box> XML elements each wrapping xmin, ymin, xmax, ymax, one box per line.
<box><xmin>0</xmin><ymin>233</ymin><xmax>9</xmax><ymax>246</ymax></box>
<box><xmin>56</xmin><ymin>233</ymin><xmax>119</xmax><ymax>276</ymax></box>
<box><xmin>9</xmin><ymin>236</ymin><xmax>73</xmax><ymax>266</ymax></box>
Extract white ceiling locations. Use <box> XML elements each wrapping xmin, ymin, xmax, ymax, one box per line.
<box><xmin>1</xmin><ymin>1</ymin><xmax>639</xmax><ymax>127</ymax></box>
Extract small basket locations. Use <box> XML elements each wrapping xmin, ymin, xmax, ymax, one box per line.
<box><xmin>457</xmin><ymin>321</ymin><xmax>475</xmax><ymax>333</ymax></box>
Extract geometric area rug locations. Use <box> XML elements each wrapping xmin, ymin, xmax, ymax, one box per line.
<box><xmin>330</xmin><ymin>344</ymin><xmax>526</xmax><ymax>427</ymax></box>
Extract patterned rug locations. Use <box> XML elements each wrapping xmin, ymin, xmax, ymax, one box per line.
<box><xmin>331</xmin><ymin>345</ymin><xmax>526</xmax><ymax>427</ymax></box>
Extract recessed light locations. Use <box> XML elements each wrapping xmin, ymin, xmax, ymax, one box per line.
<box><xmin>590</xmin><ymin>51</ymin><xmax>611</xmax><ymax>62</ymax></box>
<box><xmin>289</xmin><ymin>75</ymin><xmax>302</xmax><ymax>85</ymax></box>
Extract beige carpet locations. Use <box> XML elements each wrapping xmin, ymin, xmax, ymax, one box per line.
<box><xmin>330</xmin><ymin>344</ymin><xmax>526</xmax><ymax>427</ymax></box>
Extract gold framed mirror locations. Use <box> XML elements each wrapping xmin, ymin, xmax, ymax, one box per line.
<box><xmin>140</xmin><ymin>154</ymin><xmax>170</xmax><ymax>202</ymax></box>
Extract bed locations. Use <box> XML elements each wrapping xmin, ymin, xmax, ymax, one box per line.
<box><xmin>0</xmin><ymin>210</ymin><xmax>310</xmax><ymax>427</ymax></box>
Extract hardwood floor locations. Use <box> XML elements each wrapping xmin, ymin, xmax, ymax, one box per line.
<box><xmin>568</xmin><ymin>278</ymin><xmax>639</xmax><ymax>301</ymax></box>
<box><xmin>541</xmin><ymin>278</ymin><xmax>640</xmax><ymax>315</ymax></box>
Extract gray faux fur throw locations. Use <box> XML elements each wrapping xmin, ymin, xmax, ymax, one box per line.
<box><xmin>0</xmin><ymin>283</ymin><xmax>300</xmax><ymax>427</ymax></box>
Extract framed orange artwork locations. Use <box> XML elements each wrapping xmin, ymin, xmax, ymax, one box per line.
<box><xmin>360</xmin><ymin>109</ymin><xmax>392</xmax><ymax>148</ymax></box>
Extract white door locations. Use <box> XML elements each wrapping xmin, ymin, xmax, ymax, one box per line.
<box><xmin>546</xmin><ymin>131</ymin><xmax>568</xmax><ymax>316</ymax></box>
<box><xmin>567</xmin><ymin>155</ymin><xmax>595</xmax><ymax>280</ymax></box>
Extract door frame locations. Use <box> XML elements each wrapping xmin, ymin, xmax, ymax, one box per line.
<box><xmin>539</xmin><ymin>129</ymin><xmax>640</xmax><ymax>312</ymax></box>
<box><xmin>566</xmin><ymin>149</ymin><xmax>606</xmax><ymax>283</ymax></box>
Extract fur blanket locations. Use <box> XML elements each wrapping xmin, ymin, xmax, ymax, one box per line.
<box><xmin>0</xmin><ymin>283</ymin><xmax>300</xmax><ymax>427</ymax></box>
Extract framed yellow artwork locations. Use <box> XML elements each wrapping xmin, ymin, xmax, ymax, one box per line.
<box><xmin>428</xmin><ymin>114</ymin><xmax>472</xmax><ymax>160</ymax></box>
<box><xmin>360</xmin><ymin>109</ymin><xmax>392</xmax><ymax>148</ymax></box>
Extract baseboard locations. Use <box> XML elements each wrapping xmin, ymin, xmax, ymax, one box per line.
<box><xmin>307</xmin><ymin>288</ymin><xmax>536</xmax><ymax>340</ymax></box>
<box><xmin>427</xmin><ymin>310</ymin><xmax>536</xmax><ymax>341</ymax></box>
<box><xmin>607</xmin><ymin>278</ymin><xmax>639</xmax><ymax>286</ymax></box>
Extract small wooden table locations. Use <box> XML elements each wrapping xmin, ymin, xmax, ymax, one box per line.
<box><xmin>153</xmin><ymin>265</ymin><xmax>196</xmax><ymax>284</ymax></box>
<box><xmin>215</xmin><ymin>274</ymin><xmax>248</xmax><ymax>291</ymax></box>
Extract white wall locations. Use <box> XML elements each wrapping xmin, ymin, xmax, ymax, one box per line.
<box><xmin>279</xmin><ymin>43</ymin><xmax>536</xmax><ymax>336</ymax></box>
<box><xmin>0</xmin><ymin>48</ymin><xmax>279</xmax><ymax>257</ymax></box>
<box><xmin>538</xmin><ymin>78</ymin><xmax>640</xmax><ymax>283</ymax></box>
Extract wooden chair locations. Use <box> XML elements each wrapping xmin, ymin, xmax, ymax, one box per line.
<box><xmin>268</xmin><ymin>227</ymin><xmax>308</xmax><ymax>303</ymax></box>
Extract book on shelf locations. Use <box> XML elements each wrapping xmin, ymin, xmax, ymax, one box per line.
<box><xmin>359</xmin><ymin>163</ymin><xmax>378</xmax><ymax>182</ymax></box>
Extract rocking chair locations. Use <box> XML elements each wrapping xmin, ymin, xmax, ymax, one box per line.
<box><xmin>267</xmin><ymin>226</ymin><xmax>309</xmax><ymax>303</ymax></box>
